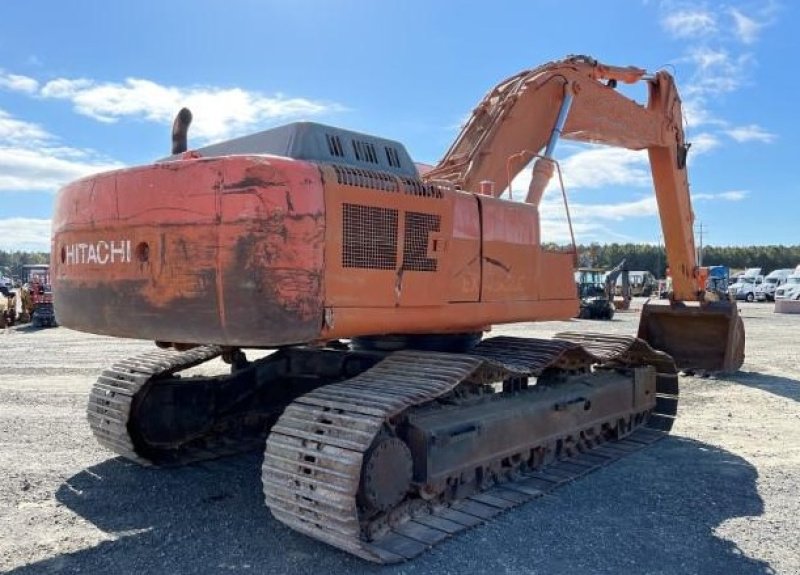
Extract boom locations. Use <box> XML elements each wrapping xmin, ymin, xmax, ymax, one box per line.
<box><xmin>423</xmin><ymin>56</ymin><xmax>700</xmax><ymax>302</ymax></box>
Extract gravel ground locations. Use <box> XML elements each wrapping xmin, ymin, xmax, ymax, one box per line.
<box><xmin>0</xmin><ymin>300</ymin><xmax>797</xmax><ymax>575</ymax></box>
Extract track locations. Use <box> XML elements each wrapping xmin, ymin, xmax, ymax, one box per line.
<box><xmin>87</xmin><ymin>346</ymin><xmax>225</xmax><ymax>466</ymax></box>
<box><xmin>86</xmin><ymin>345</ymin><xmax>385</xmax><ymax>467</ymax></box>
<box><xmin>86</xmin><ymin>334</ymin><xmax>678</xmax><ymax>562</ymax></box>
<box><xmin>263</xmin><ymin>333</ymin><xmax>678</xmax><ymax>562</ymax></box>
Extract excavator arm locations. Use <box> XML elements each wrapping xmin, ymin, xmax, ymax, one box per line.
<box><xmin>424</xmin><ymin>56</ymin><xmax>701</xmax><ymax>299</ymax></box>
<box><xmin>424</xmin><ymin>56</ymin><xmax>744</xmax><ymax>372</ymax></box>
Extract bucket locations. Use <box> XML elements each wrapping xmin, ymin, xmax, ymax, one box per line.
<box><xmin>637</xmin><ymin>300</ymin><xmax>744</xmax><ymax>373</ymax></box>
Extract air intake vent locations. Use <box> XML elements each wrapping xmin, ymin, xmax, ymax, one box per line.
<box><xmin>401</xmin><ymin>177</ymin><xmax>444</xmax><ymax>199</ymax></box>
<box><xmin>385</xmin><ymin>146</ymin><xmax>402</xmax><ymax>168</ymax></box>
<box><xmin>333</xmin><ymin>165</ymin><xmax>399</xmax><ymax>192</ymax></box>
<box><xmin>352</xmin><ymin>140</ymin><xmax>379</xmax><ymax>164</ymax></box>
<box><xmin>342</xmin><ymin>203</ymin><xmax>398</xmax><ymax>270</ymax></box>
<box><xmin>326</xmin><ymin>133</ymin><xmax>345</xmax><ymax>157</ymax></box>
<box><xmin>403</xmin><ymin>212</ymin><xmax>440</xmax><ymax>272</ymax></box>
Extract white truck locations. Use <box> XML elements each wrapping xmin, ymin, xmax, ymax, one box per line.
<box><xmin>756</xmin><ymin>268</ymin><xmax>794</xmax><ymax>301</ymax></box>
<box><xmin>728</xmin><ymin>267</ymin><xmax>764</xmax><ymax>302</ymax></box>
<box><xmin>774</xmin><ymin>266</ymin><xmax>800</xmax><ymax>301</ymax></box>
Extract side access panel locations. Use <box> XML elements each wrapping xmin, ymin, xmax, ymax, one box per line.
<box><xmin>479</xmin><ymin>196</ymin><xmax>540</xmax><ymax>302</ymax></box>
<box><xmin>322</xmin><ymin>165</ymin><xmax>453</xmax><ymax>308</ymax></box>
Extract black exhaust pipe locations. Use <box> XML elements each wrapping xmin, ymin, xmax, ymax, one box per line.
<box><xmin>171</xmin><ymin>107</ymin><xmax>193</xmax><ymax>154</ymax></box>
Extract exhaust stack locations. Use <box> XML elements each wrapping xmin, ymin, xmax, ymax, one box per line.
<box><xmin>171</xmin><ymin>107</ymin><xmax>193</xmax><ymax>154</ymax></box>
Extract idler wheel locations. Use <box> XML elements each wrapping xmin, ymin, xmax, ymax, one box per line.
<box><xmin>360</xmin><ymin>436</ymin><xmax>413</xmax><ymax>513</ymax></box>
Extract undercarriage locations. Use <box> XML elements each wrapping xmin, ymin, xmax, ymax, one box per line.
<box><xmin>87</xmin><ymin>333</ymin><xmax>678</xmax><ymax>562</ymax></box>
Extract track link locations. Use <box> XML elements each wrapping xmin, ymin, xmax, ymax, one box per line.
<box><xmin>262</xmin><ymin>334</ymin><xmax>678</xmax><ymax>563</ymax></box>
<box><xmin>86</xmin><ymin>346</ymin><xmax>225</xmax><ymax>466</ymax></box>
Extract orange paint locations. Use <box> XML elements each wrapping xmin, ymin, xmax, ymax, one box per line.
<box><xmin>51</xmin><ymin>55</ymin><xmax>738</xmax><ymax>367</ymax></box>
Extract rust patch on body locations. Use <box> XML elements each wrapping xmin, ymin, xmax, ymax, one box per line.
<box><xmin>223</xmin><ymin>176</ymin><xmax>284</xmax><ymax>191</ymax></box>
<box><xmin>52</xmin><ymin>155</ymin><xmax>327</xmax><ymax>347</ymax></box>
<box><xmin>223</xmin><ymin>210</ymin><xmax>325</xmax><ymax>343</ymax></box>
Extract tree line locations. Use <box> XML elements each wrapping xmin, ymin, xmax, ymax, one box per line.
<box><xmin>0</xmin><ymin>251</ymin><xmax>49</xmax><ymax>281</ymax></box>
<box><xmin>576</xmin><ymin>243</ymin><xmax>800</xmax><ymax>277</ymax></box>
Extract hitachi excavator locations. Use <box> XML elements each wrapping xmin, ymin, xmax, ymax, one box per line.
<box><xmin>51</xmin><ymin>56</ymin><xmax>744</xmax><ymax>562</ymax></box>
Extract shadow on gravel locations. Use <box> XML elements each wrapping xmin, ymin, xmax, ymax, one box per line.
<box><xmin>10</xmin><ymin>437</ymin><xmax>773</xmax><ymax>575</ymax></box>
<box><xmin>728</xmin><ymin>371</ymin><xmax>800</xmax><ymax>403</ymax></box>
<box><xmin>8</xmin><ymin>323</ymin><xmax>53</xmax><ymax>334</ymax></box>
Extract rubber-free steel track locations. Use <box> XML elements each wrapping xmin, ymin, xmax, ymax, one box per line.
<box><xmin>262</xmin><ymin>334</ymin><xmax>678</xmax><ymax>563</ymax></box>
<box><xmin>86</xmin><ymin>346</ymin><xmax>225</xmax><ymax>466</ymax></box>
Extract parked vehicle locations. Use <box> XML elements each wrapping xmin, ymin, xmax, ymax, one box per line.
<box><xmin>775</xmin><ymin>266</ymin><xmax>800</xmax><ymax>301</ymax></box>
<box><xmin>614</xmin><ymin>270</ymin><xmax>656</xmax><ymax>297</ymax></box>
<box><xmin>705</xmin><ymin>265</ymin><xmax>730</xmax><ymax>301</ymax></box>
<box><xmin>574</xmin><ymin>268</ymin><xmax>615</xmax><ymax>319</ymax></box>
<box><xmin>21</xmin><ymin>266</ymin><xmax>58</xmax><ymax>328</ymax></box>
<box><xmin>756</xmin><ymin>269</ymin><xmax>794</xmax><ymax>301</ymax></box>
<box><xmin>0</xmin><ymin>288</ymin><xmax>17</xmax><ymax>327</ymax></box>
<box><xmin>728</xmin><ymin>268</ymin><xmax>763</xmax><ymax>302</ymax></box>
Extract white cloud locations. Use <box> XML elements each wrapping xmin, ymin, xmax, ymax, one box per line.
<box><xmin>497</xmin><ymin>144</ymin><xmax>660</xmax><ymax>243</ymax></box>
<box><xmin>730</xmin><ymin>8</ymin><xmax>763</xmax><ymax>44</ymax></box>
<box><xmin>682</xmin><ymin>98</ymin><xmax>718</xmax><ymax>129</ymax></box>
<box><xmin>0</xmin><ymin>110</ymin><xmax>51</xmax><ymax>144</ymax></box>
<box><xmin>539</xmin><ymin>195</ymin><xmax>657</xmax><ymax>245</ymax></box>
<box><xmin>558</xmin><ymin>148</ymin><xmax>651</xmax><ymax>189</ymax></box>
<box><xmin>0</xmin><ymin>108</ymin><xmax>123</xmax><ymax>192</ymax></box>
<box><xmin>694</xmin><ymin>190</ymin><xmax>748</xmax><ymax>201</ymax></box>
<box><xmin>0</xmin><ymin>218</ymin><xmax>51</xmax><ymax>252</ymax></box>
<box><xmin>508</xmin><ymin>146</ymin><xmax>651</xmax><ymax>198</ymax></box>
<box><xmin>540</xmin><ymin>217</ymin><xmax>639</xmax><ymax>245</ymax></box>
<box><xmin>688</xmin><ymin>132</ymin><xmax>721</xmax><ymax>156</ymax></box>
<box><xmin>572</xmin><ymin>197</ymin><xmax>658</xmax><ymax>220</ymax></box>
<box><xmin>538</xmin><ymin>189</ymin><xmax>748</xmax><ymax>244</ymax></box>
<box><xmin>718</xmin><ymin>190</ymin><xmax>748</xmax><ymax>201</ymax></box>
<box><xmin>682</xmin><ymin>47</ymin><xmax>752</xmax><ymax>96</ymax></box>
<box><xmin>39</xmin><ymin>78</ymin><xmax>91</xmax><ymax>99</ymax></box>
<box><xmin>505</xmin><ymin>139</ymin><xmax>751</xmax><ymax>244</ymax></box>
<box><xmin>0</xmin><ymin>146</ymin><xmax>122</xmax><ymax>191</ymax></box>
<box><xmin>40</xmin><ymin>76</ymin><xmax>343</xmax><ymax>142</ymax></box>
<box><xmin>654</xmin><ymin>2</ymin><xmax>781</xmax><ymax>175</ymax></box>
<box><xmin>662</xmin><ymin>9</ymin><xmax>718</xmax><ymax>38</ymax></box>
<box><xmin>0</xmin><ymin>71</ymin><xmax>39</xmax><ymax>94</ymax></box>
<box><xmin>687</xmin><ymin>46</ymin><xmax>729</xmax><ymax>72</ymax></box>
<box><xmin>724</xmin><ymin>124</ymin><xmax>776</xmax><ymax>143</ymax></box>
<box><xmin>0</xmin><ymin>108</ymin><xmax>122</xmax><ymax>250</ymax></box>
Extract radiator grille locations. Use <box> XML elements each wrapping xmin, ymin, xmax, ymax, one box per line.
<box><xmin>342</xmin><ymin>204</ymin><xmax>398</xmax><ymax>270</ymax></box>
<box><xmin>402</xmin><ymin>212</ymin><xmax>440</xmax><ymax>272</ymax></box>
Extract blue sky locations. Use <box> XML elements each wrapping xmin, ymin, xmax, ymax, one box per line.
<box><xmin>0</xmin><ymin>0</ymin><xmax>795</xmax><ymax>251</ymax></box>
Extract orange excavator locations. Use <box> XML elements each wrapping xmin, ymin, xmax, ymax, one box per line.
<box><xmin>51</xmin><ymin>56</ymin><xmax>743</xmax><ymax>562</ymax></box>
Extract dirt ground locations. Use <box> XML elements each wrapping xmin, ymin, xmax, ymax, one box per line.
<box><xmin>0</xmin><ymin>300</ymin><xmax>798</xmax><ymax>575</ymax></box>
